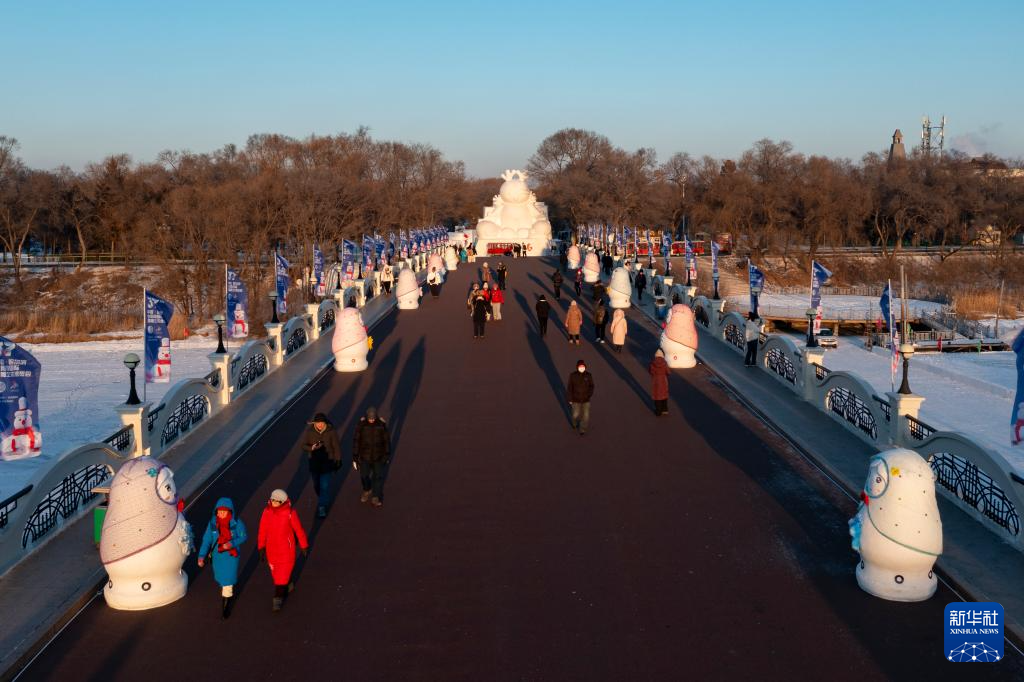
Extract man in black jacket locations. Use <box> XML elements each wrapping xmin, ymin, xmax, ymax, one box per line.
<box><xmin>634</xmin><ymin>269</ymin><xmax>647</xmax><ymax>301</ymax></box>
<box><xmin>471</xmin><ymin>294</ymin><xmax>492</xmax><ymax>339</ymax></box>
<box><xmin>353</xmin><ymin>407</ymin><xmax>391</xmax><ymax>507</ymax></box>
<box><xmin>535</xmin><ymin>294</ymin><xmax>551</xmax><ymax>337</ymax></box>
<box><xmin>566</xmin><ymin>360</ymin><xmax>595</xmax><ymax>435</ymax></box>
<box><xmin>551</xmin><ymin>270</ymin><xmax>564</xmax><ymax>300</ymax></box>
<box><xmin>303</xmin><ymin>412</ymin><xmax>342</xmax><ymax>518</ymax></box>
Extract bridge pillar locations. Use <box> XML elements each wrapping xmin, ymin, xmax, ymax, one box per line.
<box><xmin>206</xmin><ymin>352</ymin><xmax>231</xmax><ymax>410</ymax></box>
<box><xmin>801</xmin><ymin>347</ymin><xmax>827</xmax><ymax>402</ymax></box>
<box><xmin>885</xmin><ymin>391</ymin><xmax>926</xmax><ymax>447</ymax></box>
<box><xmin>305</xmin><ymin>303</ymin><xmax>320</xmax><ymax>341</ymax></box>
<box><xmin>115</xmin><ymin>402</ymin><xmax>151</xmax><ymax>457</ymax></box>
<box><xmin>264</xmin><ymin>323</ymin><xmax>285</xmax><ymax>367</ymax></box>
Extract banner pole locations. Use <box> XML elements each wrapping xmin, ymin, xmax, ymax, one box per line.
<box><xmin>142</xmin><ymin>287</ymin><xmax>147</xmax><ymax>403</ymax></box>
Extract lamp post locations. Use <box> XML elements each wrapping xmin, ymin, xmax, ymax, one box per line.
<box><xmin>750</xmin><ymin>280</ymin><xmax>762</xmax><ymax>317</ymax></box>
<box><xmin>898</xmin><ymin>343</ymin><xmax>914</xmax><ymax>394</ymax></box>
<box><xmin>269</xmin><ymin>291</ymin><xmax>279</xmax><ymax>324</ymax></box>
<box><xmin>713</xmin><ymin>276</ymin><xmax>720</xmax><ymax>300</ymax></box>
<box><xmin>213</xmin><ymin>313</ymin><xmax>226</xmax><ymax>354</ymax></box>
<box><xmin>805</xmin><ymin>307</ymin><xmax>819</xmax><ymax>348</ymax></box>
<box><xmin>123</xmin><ymin>352</ymin><xmax>141</xmax><ymax>405</ymax></box>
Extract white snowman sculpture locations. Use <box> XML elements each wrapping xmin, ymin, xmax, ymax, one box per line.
<box><xmin>155</xmin><ymin>338</ymin><xmax>171</xmax><ymax>379</ymax></box>
<box><xmin>583</xmin><ymin>253</ymin><xmax>600</xmax><ymax>284</ymax></box>
<box><xmin>427</xmin><ymin>253</ymin><xmax>446</xmax><ymax>280</ymax></box>
<box><xmin>848</xmin><ymin>448</ymin><xmax>942</xmax><ymax>602</ymax></box>
<box><xmin>567</xmin><ymin>244</ymin><xmax>581</xmax><ymax>270</ymax></box>
<box><xmin>332</xmin><ymin>308</ymin><xmax>370</xmax><ymax>372</ymax></box>
<box><xmin>396</xmin><ymin>268</ymin><xmax>422</xmax><ymax>310</ymax></box>
<box><xmin>444</xmin><ymin>246</ymin><xmax>459</xmax><ymax>271</ymax></box>
<box><xmin>101</xmin><ymin>457</ymin><xmax>192</xmax><ymax>610</ymax></box>
<box><xmin>230</xmin><ymin>303</ymin><xmax>248</xmax><ymax>338</ymax></box>
<box><xmin>608</xmin><ymin>267</ymin><xmax>632</xmax><ymax>309</ymax></box>
<box><xmin>475</xmin><ymin>170</ymin><xmax>552</xmax><ymax>256</ymax></box>
<box><xmin>660</xmin><ymin>304</ymin><xmax>698</xmax><ymax>368</ymax></box>
<box><xmin>2</xmin><ymin>396</ymin><xmax>42</xmax><ymax>460</ymax></box>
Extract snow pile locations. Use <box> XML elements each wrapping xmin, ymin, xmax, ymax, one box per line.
<box><xmin>726</xmin><ymin>293</ymin><xmax>944</xmax><ymax>321</ymax></box>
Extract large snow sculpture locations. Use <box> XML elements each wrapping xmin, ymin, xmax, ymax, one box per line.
<box><xmin>427</xmin><ymin>253</ymin><xmax>446</xmax><ymax>279</ymax></box>
<box><xmin>101</xmin><ymin>457</ymin><xmax>192</xmax><ymax>610</ymax></box>
<box><xmin>609</xmin><ymin>267</ymin><xmax>632</xmax><ymax>309</ymax></box>
<box><xmin>475</xmin><ymin>170</ymin><xmax>552</xmax><ymax>256</ymax></box>
<box><xmin>567</xmin><ymin>245</ymin><xmax>581</xmax><ymax>270</ymax></box>
<box><xmin>332</xmin><ymin>308</ymin><xmax>369</xmax><ymax>371</ymax></box>
<box><xmin>444</xmin><ymin>246</ymin><xmax>458</xmax><ymax>271</ymax></box>
<box><xmin>2</xmin><ymin>396</ymin><xmax>42</xmax><ymax>460</ymax></box>
<box><xmin>661</xmin><ymin>304</ymin><xmax>698</xmax><ymax>368</ymax></box>
<box><xmin>396</xmin><ymin>268</ymin><xmax>421</xmax><ymax>310</ymax></box>
<box><xmin>583</xmin><ymin>253</ymin><xmax>600</xmax><ymax>284</ymax></box>
<box><xmin>849</xmin><ymin>448</ymin><xmax>942</xmax><ymax>602</ymax></box>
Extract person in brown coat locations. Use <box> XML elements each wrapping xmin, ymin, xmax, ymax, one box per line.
<box><xmin>565</xmin><ymin>300</ymin><xmax>583</xmax><ymax>345</ymax></box>
<box><xmin>649</xmin><ymin>349</ymin><xmax>670</xmax><ymax>416</ymax></box>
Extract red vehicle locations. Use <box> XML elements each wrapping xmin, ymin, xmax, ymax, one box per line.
<box><xmin>715</xmin><ymin>233</ymin><xmax>733</xmax><ymax>254</ymax></box>
<box><xmin>671</xmin><ymin>240</ymin><xmax>706</xmax><ymax>256</ymax></box>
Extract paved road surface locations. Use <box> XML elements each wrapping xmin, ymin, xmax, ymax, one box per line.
<box><xmin>19</xmin><ymin>257</ymin><xmax>1023</xmax><ymax>681</ymax></box>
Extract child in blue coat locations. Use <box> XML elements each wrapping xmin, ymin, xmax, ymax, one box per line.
<box><xmin>198</xmin><ymin>497</ymin><xmax>247</xmax><ymax>618</ymax></box>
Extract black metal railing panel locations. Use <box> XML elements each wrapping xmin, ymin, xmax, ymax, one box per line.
<box><xmin>160</xmin><ymin>394</ymin><xmax>210</xmax><ymax>447</ymax></box>
<box><xmin>103</xmin><ymin>425</ymin><xmax>133</xmax><ymax>454</ymax></box>
<box><xmin>723</xmin><ymin>323</ymin><xmax>744</xmax><ymax>350</ymax></box>
<box><xmin>766</xmin><ymin>347</ymin><xmax>797</xmax><ymax>384</ymax></box>
<box><xmin>873</xmin><ymin>395</ymin><xmax>892</xmax><ymax>422</ymax></box>
<box><xmin>236</xmin><ymin>353</ymin><xmax>268</xmax><ymax>392</ymax></box>
<box><xmin>320</xmin><ymin>307</ymin><xmax>336</xmax><ymax>330</ymax></box>
<box><xmin>205</xmin><ymin>367</ymin><xmax>221</xmax><ymax>389</ymax></box>
<box><xmin>930</xmin><ymin>452</ymin><xmax>1020</xmax><ymax>538</ymax></box>
<box><xmin>907</xmin><ymin>415</ymin><xmax>936</xmax><ymax>441</ymax></box>
<box><xmin>825</xmin><ymin>386</ymin><xmax>878</xmax><ymax>441</ymax></box>
<box><xmin>285</xmin><ymin>327</ymin><xmax>307</xmax><ymax>356</ymax></box>
<box><xmin>814</xmin><ymin>364</ymin><xmax>832</xmax><ymax>381</ymax></box>
<box><xmin>0</xmin><ymin>485</ymin><xmax>33</xmax><ymax>531</ymax></box>
<box><xmin>146</xmin><ymin>404</ymin><xmax>165</xmax><ymax>433</ymax></box>
<box><xmin>22</xmin><ymin>464</ymin><xmax>111</xmax><ymax>548</ymax></box>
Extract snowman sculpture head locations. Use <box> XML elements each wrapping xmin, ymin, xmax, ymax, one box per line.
<box><xmin>396</xmin><ymin>268</ymin><xmax>421</xmax><ymax>310</ymax></box>
<box><xmin>609</xmin><ymin>267</ymin><xmax>632</xmax><ymax>309</ymax></box>
<box><xmin>101</xmin><ymin>457</ymin><xmax>191</xmax><ymax>610</ymax></box>
<box><xmin>849</xmin><ymin>448</ymin><xmax>941</xmax><ymax>602</ymax></box>
<box><xmin>332</xmin><ymin>307</ymin><xmax>369</xmax><ymax>371</ymax></box>
<box><xmin>13</xmin><ymin>396</ymin><xmax>31</xmax><ymax>429</ymax></box>
<box><xmin>567</xmin><ymin>245</ymin><xmax>581</xmax><ymax>269</ymax></box>
<box><xmin>583</xmin><ymin>253</ymin><xmax>600</xmax><ymax>283</ymax></box>
<box><xmin>427</xmin><ymin>253</ymin><xmax>445</xmax><ymax>275</ymax></box>
<box><xmin>233</xmin><ymin>303</ymin><xmax>245</xmax><ymax>322</ymax></box>
<box><xmin>158</xmin><ymin>338</ymin><xmax>170</xmax><ymax>360</ymax></box>
<box><xmin>499</xmin><ymin>170</ymin><xmax>530</xmax><ymax>204</ymax></box>
<box><xmin>444</xmin><ymin>246</ymin><xmax>458</xmax><ymax>270</ymax></box>
<box><xmin>660</xmin><ymin>304</ymin><xmax>698</xmax><ymax>368</ymax></box>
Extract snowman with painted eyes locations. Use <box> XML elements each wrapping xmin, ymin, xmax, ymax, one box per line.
<box><xmin>231</xmin><ymin>303</ymin><xmax>248</xmax><ymax>338</ymax></box>
<box><xmin>848</xmin><ymin>448</ymin><xmax>942</xmax><ymax>601</ymax></box>
<box><xmin>2</xmin><ymin>396</ymin><xmax>42</xmax><ymax>460</ymax></box>
<box><xmin>101</xmin><ymin>457</ymin><xmax>193</xmax><ymax>610</ymax></box>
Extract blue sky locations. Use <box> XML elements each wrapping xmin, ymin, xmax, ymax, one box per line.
<box><xmin>3</xmin><ymin>0</ymin><xmax>1022</xmax><ymax>176</ymax></box>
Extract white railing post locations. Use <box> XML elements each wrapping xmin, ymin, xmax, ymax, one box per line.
<box><xmin>114</xmin><ymin>402</ymin><xmax>150</xmax><ymax>457</ymax></box>
<box><xmin>207</xmin><ymin>352</ymin><xmax>231</xmax><ymax>410</ymax></box>
<box><xmin>264</xmin><ymin>323</ymin><xmax>285</xmax><ymax>367</ymax></box>
<box><xmin>304</xmin><ymin>303</ymin><xmax>320</xmax><ymax>340</ymax></box>
<box><xmin>886</xmin><ymin>391</ymin><xmax>926</xmax><ymax>447</ymax></box>
<box><xmin>801</xmin><ymin>348</ymin><xmax>826</xmax><ymax>402</ymax></box>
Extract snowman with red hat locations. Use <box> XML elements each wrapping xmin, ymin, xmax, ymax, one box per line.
<box><xmin>2</xmin><ymin>396</ymin><xmax>42</xmax><ymax>460</ymax></box>
<box><xmin>155</xmin><ymin>337</ymin><xmax>171</xmax><ymax>380</ymax></box>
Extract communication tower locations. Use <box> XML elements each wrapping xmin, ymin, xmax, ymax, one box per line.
<box><xmin>921</xmin><ymin>115</ymin><xmax>946</xmax><ymax>157</ymax></box>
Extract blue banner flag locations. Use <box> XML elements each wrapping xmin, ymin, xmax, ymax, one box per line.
<box><xmin>662</xmin><ymin>232</ymin><xmax>672</xmax><ymax>272</ymax></box>
<box><xmin>361</xmin><ymin>235</ymin><xmax>373</xmax><ymax>273</ymax></box>
<box><xmin>748</xmin><ymin>260</ymin><xmax>765</xmax><ymax>313</ymax></box>
<box><xmin>811</xmin><ymin>260</ymin><xmax>832</xmax><ymax>334</ymax></box>
<box><xmin>144</xmin><ymin>290</ymin><xmax>174</xmax><ymax>384</ymax></box>
<box><xmin>275</xmin><ymin>252</ymin><xmax>290</xmax><ymax>316</ymax></box>
<box><xmin>880</xmin><ymin>282</ymin><xmax>899</xmax><ymax>390</ymax></box>
<box><xmin>342</xmin><ymin>239</ymin><xmax>358</xmax><ymax>282</ymax></box>
<box><xmin>0</xmin><ymin>337</ymin><xmax>42</xmax><ymax>460</ymax></box>
<box><xmin>374</xmin><ymin>234</ymin><xmax>386</xmax><ymax>266</ymax></box>
<box><xmin>711</xmin><ymin>241</ymin><xmax>720</xmax><ymax>282</ymax></box>
<box><xmin>313</xmin><ymin>244</ymin><xmax>325</xmax><ymax>297</ymax></box>
<box><xmin>388</xmin><ymin>232</ymin><xmax>397</xmax><ymax>263</ymax></box>
<box><xmin>1013</xmin><ymin>329</ymin><xmax>1023</xmax><ymax>445</ymax></box>
<box><xmin>226</xmin><ymin>267</ymin><xmax>248</xmax><ymax>339</ymax></box>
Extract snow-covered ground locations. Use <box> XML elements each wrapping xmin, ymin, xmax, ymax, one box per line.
<box><xmin>813</xmin><ymin>336</ymin><xmax>1023</xmax><ymax>475</ymax></box>
<box><xmin>726</xmin><ymin>293</ymin><xmax>944</xmax><ymax>321</ymax></box>
<box><xmin>1</xmin><ymin>333</ymin><xmax>223</xmax><ymax>499</ymax></box>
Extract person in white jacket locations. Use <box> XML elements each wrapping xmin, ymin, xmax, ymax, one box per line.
<box><xmin>744</xmin><ymin>312</ymin><xmax>763</xmax><ymax>367</ymax></box>
<box><xmin>426</xmin><ymin>267</ymin><xmax>443</xmax><ymax>299</ymax></box>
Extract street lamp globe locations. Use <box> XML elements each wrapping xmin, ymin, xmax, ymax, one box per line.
<box><xmin>123</xmin><ymin>352</ymin><xmax>140</xmax><ymax>370</ymax></box>
<box><xmin>805</xmin><ymin>307</ymin><xmax>819</xmax><ymax>348</ymax></box>
<box><xmin>123</xmin><ymin>352</ymin><xmax>141</xmax><ymax>405</ymax></box>
<box><xmin>212</xmin><ymin>313</ymin><xmax>227</xmax><ymax>354</ymax></box>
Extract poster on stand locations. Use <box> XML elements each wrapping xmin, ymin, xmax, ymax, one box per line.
<box><xmin>0</xmin><ymin>337</ymin><xmax>42</xmax><ymax>460</ymax></box>
<box><xmin>226</xmin><ymin>268</ymin><xmax>248</xmax><ymax>339</ymax></box>
<box><xmin>144</xmin><ymin>290</ymin><xmax>174</xmax><ymax>384</ymax></box>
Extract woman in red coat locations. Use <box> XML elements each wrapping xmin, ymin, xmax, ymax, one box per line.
<box><xmin>648</xmin><ymin>349</ymin><xmax>671</xmax><ymax>416</ymax></box>
<box><xmin>258</xmin><ymin>489</ymin><xmax>309</xmax><ymax>611</ymax></box>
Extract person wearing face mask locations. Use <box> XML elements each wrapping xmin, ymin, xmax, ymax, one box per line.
<box><xmin>566</xmin><ymin>359</ymin><xmax>595</xmax><ymax>435</ymax></box>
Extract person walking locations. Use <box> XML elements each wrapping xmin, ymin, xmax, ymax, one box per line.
<box><xmin>649</xmin><ymin>349</ymin><xmax>671</xmax><ymax>416</ymax></box>
<box><xmin>551</xmin><ymin>270</ymin><xmax>564</xmax><ymax>300</ymax></box>
<box><xmin>635</xmin><ymin>269</ymin><xmax>647</xmax><ymax>301</ymax></box>
<box><xmin>427</xmin><ymin>267</ymin><xmax>443</xmax><ymax>299</ymax></box>
<box><xmin>380</xmin><ymin>264</ymin><xmax>394</xmax><ymax>295</ymax></box>
<box><xmin>481</xmin><ymin>262</ymin><xmax>492</xmax><ymax>287</ymax></box>
<box><xmin>744</xmin><ymin>311</ymin><xmax>763</xmax><ymax>366</ymax></box>
<box><xmin>535</xmin><ymin>294</ymin><xmax>551</xmax><ymax>337</ymax></box>
<box><xmin>592</xmin><ymin>280</ymin><xmax>606</xmax><ymax>304</ymax></box>
<box><xmin>559</xmin><ymin>249</ymin><xmax>569</xmax><ymax>272</ymax></box>
<box><xmin>467</xmin><ymin>282</ymin><xmax>481</xmax><ymax>310</ymax></box>
<box><xmin>610</xmin><ymin>308</ymin><xmax>628</xmax><ymax>353</ymax></box>
<box><xmin>496</xmin><ymin>261</ymin><xmax>508</xmax><ymax>290</ymax></box>
<box><xmin>490</xmin><ymin>283</ymin><xmax>504</xmax><ymax>321</ymax></box>
<box><xmin>257</xmin><ymin>489</ymin><xmax>309</xmax><ymax>612</ymax></box>
<box><xmin>197</xmin><ymin>497</ymin><xmax>247</xmax><ymax>619</ymax></box>
<box><xmin>593</xmin><ymin>299</ymin><xmax>608</xmax><ymax>344</ymax></box>
<box><xmin>471</xmin><ymin>291</ymin><xmax>492</xmax><ymax>339</ymax></box>
<box><xmin>566</xmin><ymin>359</ymin><xmax>595</xmax><ymax>435</ymax></box>
<box><xmin>566</xmin><ymin>300</ymin><xmax>583</xmax><ymax>345</ymax></box>
<box><xmin>602</xmin><ymin>253</ymin><xmax>614</xmax><ymax>276</ymax></box>
<box><xmin>468</xmin><ymin>243</ymin><xmax>477</xmax><ymax>262</ymax></box>
<box><xmin>574</xmin><ymin>268</ymin><xmax>583</xmax><ymax>297</ymax></box>
<box><xmin>353</xmin><ymin>407</ymin><xmax>391</xmax><ymax>507</ymax></box>
<box><xmin>302</xmin><ymin>413</ymin><xmax>342</xmax><ymax>519</ymax></box>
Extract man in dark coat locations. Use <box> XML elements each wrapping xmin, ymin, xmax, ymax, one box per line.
<box><xmin>535</xmin><ymin>295</ymin><xmax>551</xmax><ymax>338</ymax></box>
<box><xmin>471</xmin><ymin>293</ymin><xmax>492</xmax><ymax>339</ymax></box>
<box><xmin>551</xmin><ymin>270</ymin><xmax>564</xmax><ymax>300</ymax></box>
<box><xmin>635</xmin><ymin>269</ymin><xmax>647</xmax><ymax>301</ymax></box>
<box><xmin>602</xmin><ymin>253</ymin><xmax>613</xmax><ymax>275</ymax></box>
<box><xmin>303</xmin><ymin>413</ymin><xmax>342</xmax><ymax>518</ymax></box>
<box><xmin>496</xmin><ymin>262</ymin><xmax>508</xmax><ymax>290</ymax></box>
<box><xmin>353</xmin><ymin>407</ymin><xmax>391</xmax><ymax>507</ymax></box>
<box><xmin>566</xmin><ymin>359</ymin><xmax>595</xmax><ymax>435</ymax></box>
